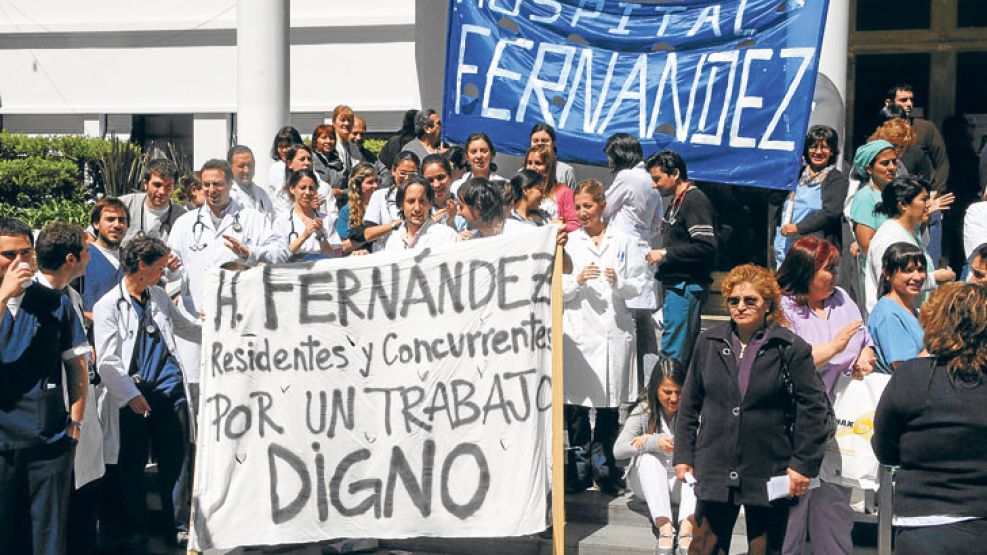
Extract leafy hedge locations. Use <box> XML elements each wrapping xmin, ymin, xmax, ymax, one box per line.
<box><xmin>0</xmin><ymin>132</ymin><xmax>140</xmax><ymax>209</ymax></box>
<box><xmin>0</xmin><ymin>198</ymin><xmax>90</xmax><ymax>228</ymax></box>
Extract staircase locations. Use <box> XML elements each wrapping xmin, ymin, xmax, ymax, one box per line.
<box><xmin>378</xmin><ymin>489</ymin><xmax>751</xmax><ymax>554</ymax></box>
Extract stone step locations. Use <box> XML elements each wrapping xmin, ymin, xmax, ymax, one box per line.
<box><xmin>564</xmin><ymin>489</ymin><xmax>651</xmax><ymax>527</ymax></box>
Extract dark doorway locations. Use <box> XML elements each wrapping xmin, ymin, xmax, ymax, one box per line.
<box><xmin>852</xmin><ymin>53</ymin><xmax>930</xmax><ymax>150</ymax></box>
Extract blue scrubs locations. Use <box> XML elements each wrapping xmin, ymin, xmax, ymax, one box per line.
<box><xmin>82</xmin><ymin>244</ymin><xmax>121</xmax><ymax>313</ymax></box>
<box><xmin>867</xmin><ymin>297</ymin><xmax>924</xmax><ymax>373</ymax></box>
<box><xmin>101</xmin><ymin>294</ymin><xmax>190</xmax><ymax>540</ymax></box>
<box><xmin>0</xmin><ymin>286</ymin><xmax>86</xmax><ymax>554</ymax></box>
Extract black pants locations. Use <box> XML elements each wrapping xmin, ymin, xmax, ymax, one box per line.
<box><xmin>101</xmin><ymin>391</ymin><xmax>191</xmax><ymax>539</ymax></box>
<box><xmin>565</xmin><ymin>405</ymin><xmax>620</xmax><ymax>493</ymax></box>
<box><xmin>67</xmin><ymin>478</ymin><xmax>101</xmax><ymax>555</ymax></box>
<box><xmin>690</xmin><ymin>496</ymin><xmax>789</xmax><ymax>555</ymax></box>
<box><xmin>896</xmin><ymin>518</ymin><xmax>987</xmax><ymax>555</ymax></box>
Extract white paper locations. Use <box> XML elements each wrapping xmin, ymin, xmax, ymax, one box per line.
<box><xmin>766</xmin><ymin>475</ymin><xmax>821</xmax><ymax>501</ymax></box>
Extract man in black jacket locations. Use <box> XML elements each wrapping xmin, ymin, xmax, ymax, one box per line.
<box><xmin>645</xmin><ymin>151</ymin><xmax>717</xmax><ymax>368</ymax></box>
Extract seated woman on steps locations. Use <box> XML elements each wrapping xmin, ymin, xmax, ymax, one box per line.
<box><xmin>614</xmin><ymin>355</ymin><xmax>696</xmax><ymax>555</ymax></box>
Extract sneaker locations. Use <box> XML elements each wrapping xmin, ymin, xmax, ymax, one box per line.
<box><xmin>175</xmin><ymin>530</ymin><xmax>189</xmax><ymax>547</ymax></box>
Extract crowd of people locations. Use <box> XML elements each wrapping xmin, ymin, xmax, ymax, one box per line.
<box><xmin>2</xmin><ymin>82</ymin><xmax>987</xmax><ymax>555</ymax></box>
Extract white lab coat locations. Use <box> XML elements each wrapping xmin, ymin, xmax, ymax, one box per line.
<box><xmin>562</xmin><ymin>226</ymin><xmax>647</xmax><ymax>408</ymax></box>
<box><xmin>602</xmin><ymin>162</ymin><xmax>662</xmax><ymax>310</ymax></box>
<box><xmin>92</xmin><ymin>283</ymin><xmax>201</xmax><ymax>464</ymax></box>
<box><xmin>167</xmin><ymin>201</ymin><xmax>284</xmax><ymax>384</ymax></box>
<box><xmin>167</xmin><ymin>200</ymin><xmax>286</xmax><ymax>317</ymax></box>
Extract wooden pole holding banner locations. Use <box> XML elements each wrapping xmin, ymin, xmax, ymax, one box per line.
<box><xmin>551</xmin><ymin>243</ymin><xmax>566</xmax><ymax>554</ymax></box>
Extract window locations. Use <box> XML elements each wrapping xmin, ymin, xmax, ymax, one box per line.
<box><xmin>856</xmin><ymin>0</ymin><xmax>931</xmax><ymax>31</ymax></box>
<box><xmin>852</xmin><ymin>53</ymin><xmax>930</xmax><ymax>149</ymax></box>
<box><xmin>956</xmin><ymin>52</ymin><xmax>987</xmax><ymax>114</ymax></box>
<box><xmin>958</xmin><ymin>0</ymin><xmax>987</xmax><ymax>28</ymax></box>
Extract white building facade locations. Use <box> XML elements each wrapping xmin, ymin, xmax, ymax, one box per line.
<box><xmin>0</xmin><ymin>0</ymin><xmax>449</xmax><ymax>173</ymax></box>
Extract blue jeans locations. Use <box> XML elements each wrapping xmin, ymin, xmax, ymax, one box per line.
<box><xmin>661</xmin><ymin>281</ymin><xmax>706</xmax><ymax>368</ymax></box>
<box><xmin>0</xmin><ymin>437</ymin><xmax>76</xmax><ymax>554</ymax></box>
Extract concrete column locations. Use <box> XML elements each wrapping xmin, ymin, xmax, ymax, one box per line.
<box><xmin>236</xmin><ymin>0</ymin><xmax>289</xmax><ymax>182</ymax></box>
<box><xmin>193</xmin><ymin>114</ymin><xmax>232</xmax><ymax>169</ymax></box>
<box><xmin>810</xmin><ymin>0</ymin><xmax>850</xmax><ymax>154</ymax></box>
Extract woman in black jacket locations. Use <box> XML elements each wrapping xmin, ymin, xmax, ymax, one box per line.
<box><xmin>673</xmin><ymin>264</ymin><xmax>832</xmax><ymax>555</ymax></box>
<box><xmin>768</xmin><ymin>125</ymin><xmax>849</xmax><ymax>269</ymax></box>
<box><xmin>872</xmin><ymin>282</ymin><xmax>987</xmax><ymax>554</ymax></box>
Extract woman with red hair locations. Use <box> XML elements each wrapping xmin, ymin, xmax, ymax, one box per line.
<box><xmin>674</xmin><ymin>264</ymin><xmax>832</xmax><ymax>554</ymax></box>
<box><xmin>775</xmin><ymin>237</ymin><xmax>877</xmax><ymax>554</ymax></box>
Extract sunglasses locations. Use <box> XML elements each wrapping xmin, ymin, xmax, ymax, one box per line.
<box><xmin>726</xmin><ymin>295</ymin><xmax>763</xmax><ymax>309</ymax></box>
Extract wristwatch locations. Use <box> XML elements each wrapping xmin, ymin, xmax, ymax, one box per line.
<box><xmin>391</xmin><ymin>220</ymin><xmax>401</xmax><ymax>231</ymax></box>
<box><xmin>66</xmin><ymin>418</ymin><xmax>83</xmax><ymax>431</ymax></box>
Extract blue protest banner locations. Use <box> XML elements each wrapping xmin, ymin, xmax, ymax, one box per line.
<box><xmin>443</xmin><ymin>0</ymin><xmax>829</xmax><ymax>190</ymax></box>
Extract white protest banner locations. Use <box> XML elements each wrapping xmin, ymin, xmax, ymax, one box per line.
<box><xmin>189</xmin><ymin>227</ymin><xmax>556</xmax><ymax>551</ymax></box>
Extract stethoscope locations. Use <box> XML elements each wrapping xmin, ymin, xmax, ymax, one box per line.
<box><xmin>135</xmin><ymin>201</ymin><xmax>174</xmax><ymax>238</ymax></box>
<box><xmin>287</xmin><ymin>209</ymin><xmax>327</xmax><ymax>244</ymax></box>
<box><xmin>190</xmin><ymin>207</ymin><xmax>242</xmax><ymax>251</ymax></box>
<box><xmin>114</xmin><ymin>281</ymin><xmax>158</xmax><ymax>340</ymax></box>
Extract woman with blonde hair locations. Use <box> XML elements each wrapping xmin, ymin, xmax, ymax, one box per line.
<box><xmin>563</xmin><ymin>179</ymin><xmax>648</xmax><ymax>496</ymax></box>
<box><xmin>674</xmin><ymin>264</ymin><xmax>831</xmax><ymax>554</ymax></box>
<box><xmin>336</xmin><ymin>162</ymin><xmax>393</xmax><ymax>253</ymax></box>
<box><xmin>873</xmin><ymin>282</ymin><xmax>987</xmax><ymax>554</ymax></box>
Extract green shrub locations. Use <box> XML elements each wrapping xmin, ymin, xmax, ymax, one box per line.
<box><xmin>364</xmin><ymin>138</ymin><xmax>385</xmax><ymax>155</ymax></box>
<box><xmin>0</xmin><ymin>198</ymin><xmax>91</xmax><ymax>228</ymax></box>
<box><xmin>0</xmin><ymin>158</ymin><xmax>80</xmax><ymax>205</ymax></box>
<box><xmin>0</xmin><ymin>131</ymin><xmax>142</xmax><ymax>206</ymax></box>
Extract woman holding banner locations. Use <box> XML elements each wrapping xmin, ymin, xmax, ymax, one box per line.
<box><xmin>381</xmin><ymin>176</ymin><xmax>459</xmax><ymax>251</ymax></box>
<box><xmin>563</xmin><ymin>179</ymin><xmax>647</xmax><ymax>495</ymax></box>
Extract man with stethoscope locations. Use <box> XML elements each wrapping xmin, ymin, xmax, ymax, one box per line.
<box><xmin>166</xmin><ymin>158</ymin><xmax>285</xmax><ymax>409</ymax></box>
<box><xmin>92</xmin><ymin>236</ymin><xmax>201</xmax><ymax>548</ymax></box>
<box><xmin>119</xmin><ymin>158</ymin><xmax>187</xmax><ymax>245</ymax></box>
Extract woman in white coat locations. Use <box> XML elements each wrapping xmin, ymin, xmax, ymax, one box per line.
<box><xmin>563</xmin><ymin>179</ymin><xmax>647</xmax><ymax>495</ymax></box>
<box><xmin>93</xmin><ymin>236</ymin><xmax>201</xmax><ymax>545</ymax></box>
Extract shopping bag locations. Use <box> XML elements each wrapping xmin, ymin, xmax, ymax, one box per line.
<box><xmin>819</xmin><ymin>373</ymin><xmax>890</xmax><ymax>490</ymax></box>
